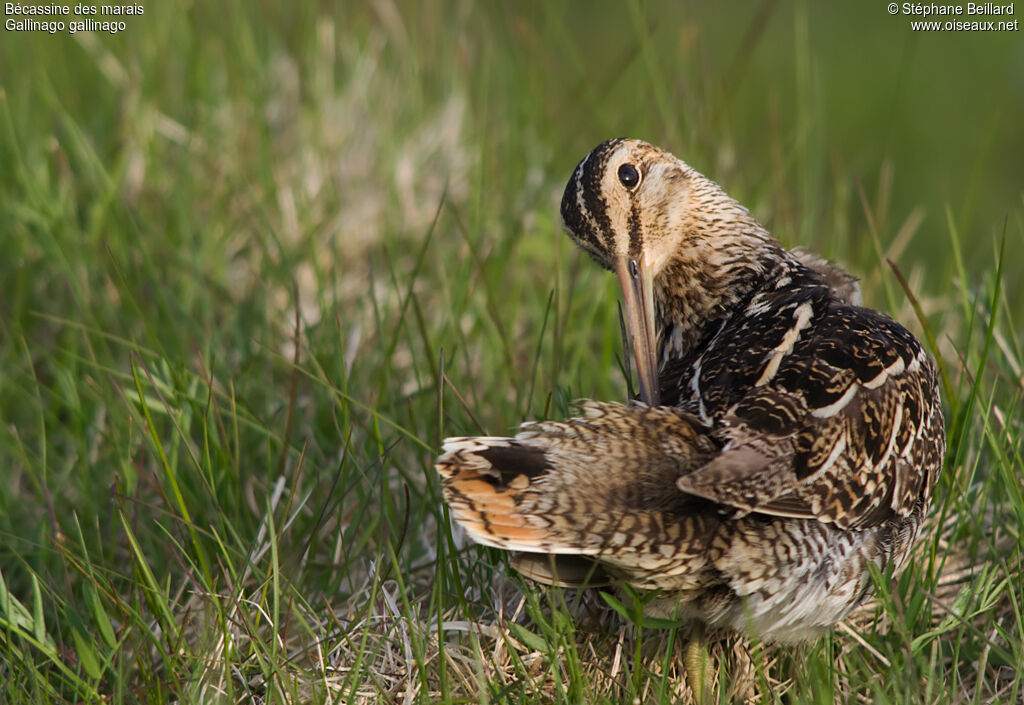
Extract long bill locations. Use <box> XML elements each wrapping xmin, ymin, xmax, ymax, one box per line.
<box><xmin>615</xmin><ymin>255</ymin><xmax>660</xmax><ymax>407</ymax></box>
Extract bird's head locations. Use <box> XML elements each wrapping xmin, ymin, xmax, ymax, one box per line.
<box><xmin>560</xmin><ymin>138</ymin><xmax>773</xmax><ymax>406</ymax></box>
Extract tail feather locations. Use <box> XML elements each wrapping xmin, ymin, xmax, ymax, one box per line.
<box><xmin>436</xmin><ymin>401</ymin><xmax>720</xmax><ymax>579</ymax></box>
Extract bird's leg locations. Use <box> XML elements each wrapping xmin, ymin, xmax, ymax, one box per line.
<box><xmin>684</xmin><ymin>622</ymin><xmax>712</xmax><ymax>705</ymax></box>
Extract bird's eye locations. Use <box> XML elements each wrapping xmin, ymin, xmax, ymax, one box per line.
<box><xmin>617</xmin><ymin>163</ymin><xmax>641</xmax><ymax>190</ymax></box>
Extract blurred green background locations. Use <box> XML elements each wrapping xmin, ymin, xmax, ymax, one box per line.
<box><xmin>5</xmin><ymin>1</ymin><xmax>1021</xmax><ymax>271</ymax></box>
<box><xmin>1</xmin><ymin>1</ymin><xmax>1022</xmax><ymax>702</ymax></box>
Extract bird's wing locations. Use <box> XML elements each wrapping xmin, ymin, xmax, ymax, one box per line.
<box><xmin>675</xmin><ymin>290</ymin><xmax>944</xmax><ymax>531</ymax></box>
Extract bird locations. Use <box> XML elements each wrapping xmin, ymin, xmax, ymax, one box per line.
<box><xmin>436</xmin><ymin>138</ymin><xmax>945</xmax><ymax>645</ymax></box>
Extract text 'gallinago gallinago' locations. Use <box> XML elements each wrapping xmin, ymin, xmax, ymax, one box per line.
<box><xmin>437</xmin><ymin>139</ymin><xmax>945</xmax><ymax>643</ymax></box>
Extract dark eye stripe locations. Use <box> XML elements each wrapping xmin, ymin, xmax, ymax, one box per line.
<box><xmin>559</xmin><ymin>139</ymin><xmax>630</xmax><ymax>262</ymax></box>
<box><xmin>561</xmin><ymin>156</ymin><xmax>602</xmax><ymax>252</ymax></box>
<box><xmin>628</xmin><ymin>201</ymin><xmax>642</xmax><ymax>257</ymax></box>
<box><xmin>580</xmin><ymin>141</ymin><xmax>620</xmax><ymax>250</ymax></box>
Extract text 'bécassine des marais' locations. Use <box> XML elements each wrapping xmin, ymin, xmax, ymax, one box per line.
<box><xmin>5</xmin><ymin>3</ymin><xmax>144</xmax><ymax>16</ymax></box>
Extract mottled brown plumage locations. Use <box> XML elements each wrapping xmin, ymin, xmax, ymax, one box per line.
<box><xmin>436</xmin><ymin>139</ymin><xmax>945</xmax><ymax>642</ymax></box>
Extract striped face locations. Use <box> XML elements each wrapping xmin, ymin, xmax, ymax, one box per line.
<box><xmin>559</xmin><ymin>139</ymin><xmax>770</xmax><ymax>282</ymax></box>
<box><xmin>560</xmin><ymin>138</ymin><xmax>692</xmax><ymax>276</ymax></box>
<box><xmin>559</xmin><ymin>138</ymin><xmax>694</xmax><ymax>405</ymax></box>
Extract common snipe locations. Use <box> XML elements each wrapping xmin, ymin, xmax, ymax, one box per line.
<box><xmin>437</xmin><ymin>139</ymin><xmax>945</xmax><ymax>643</ymax></box>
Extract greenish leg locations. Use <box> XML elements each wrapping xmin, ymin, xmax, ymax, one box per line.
<box><xmin>684</xmin><ymin>622</ymin><xmax>711</xmax><ymax>705</ymax></box>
